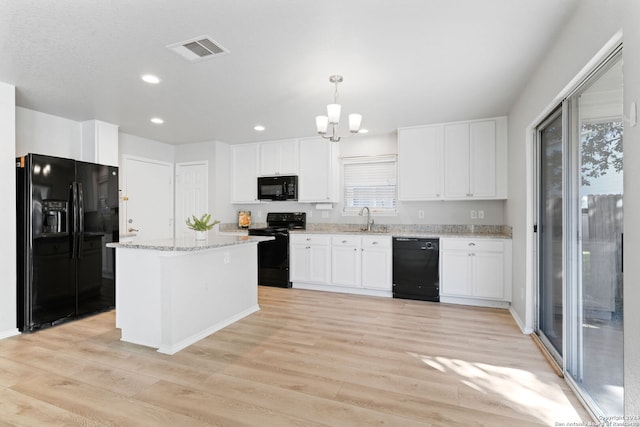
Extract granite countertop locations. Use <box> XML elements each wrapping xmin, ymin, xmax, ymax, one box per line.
<box><xmin>293</xmin><ymin>224</ymin><xmax>511</xmax><ymax>239</ymax></box>
<box><xmin>107</xmin><ymin>235</ymin><xmax>274</xmax><ymax>252</ymax></box>
<box><xmin>217</xmin><ymin>223</ymin><xmax>512</xmax><ymax>239</ymax></box>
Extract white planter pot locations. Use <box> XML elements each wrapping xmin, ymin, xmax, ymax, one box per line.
<box><xmin>195</xmin><ymin>230</ymin><xmax>207</xmax><ymax>241</ymax></box>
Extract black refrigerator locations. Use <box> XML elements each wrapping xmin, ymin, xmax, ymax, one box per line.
<box><xmin>16</xmin><ymin>153</ymin><xmax>119</xmax><ymax>332</ymax></box>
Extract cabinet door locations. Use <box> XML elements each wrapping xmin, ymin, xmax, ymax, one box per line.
<box><xmin>259</xmin><ymin>142</ymin><xmax>280</xmax><ymax>175</ymax></box>
<box><xmin>308</xmin><ymin>245</ymin><xmax>331</xmax><ymax>284</ymax></box>
<box><xmin>259</xmin><ymin>140</ymin><xmax>299</xmax><ymax>175</ymax></box>
<box><xmin>443</xmin><ymin>123</ymin><xmax>470</xmax><ymax>198</ymax></box>
<box><xmin>469</xmin><ymin>120</ymin><xmax>496</xmax><ymax>198</ymax></box>
<box><xmin>397</xmin><ymin>126</ymin><xmax>442</xmax><ymax>200</ymax></box>
<box><xmin>290</xmin><ymin>244</ymin><xmax>309</xmax><ymax>282</ymax></box>
<box><xmin>299</xmin><ymin>138</ymin><xmax>334</xmax><ymax>202</ymax></box>
<box><xmin>441</xmin><ymin>251</ymin><xmax>472</xmax><ymax>296</ymax></box>
<box><xmin>331</xmin><ymin>243</ymin><xmax>361</xmax><ymax>287</ymax></box>
<box><xmin>231</xmin><ymin>144</ymin><xmax>259</xmax><ymax>203</ymax></box>
<box><xmin>472</xmin><ymin>251</ymin><xmax>504</xmax><ymax>299</ymax></box>
<box><xmin>278</xmin><ymin>140</ymin><xmax>299</xmax><ymax>174</ymax></box>
<box><xmin>361</xmin><ymin>247</ymin><xmax>391</xmax><ymax>290</ymax></box>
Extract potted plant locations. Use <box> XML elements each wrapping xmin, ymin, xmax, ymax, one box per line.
<box><xmin>185</xmin><ymin>213</ymin><xmax>220</xmax><ymax>240</ymax></box>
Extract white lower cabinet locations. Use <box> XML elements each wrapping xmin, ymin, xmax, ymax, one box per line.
<box><xmin>331</xmin><ymin>236</ymin><xmax>361</xmax><ymax>287</ymax></box>
<box><xmin>291</xmin><ymin>234</ymin><xmax>392</xmax><ymax>295</ymax></box>
<box><xmin>361</xmin><ymin>237</ymin><xmax>393</xmax><ymax>291</ymax></box>
<box><xmin>440</xmin><ymin>238</ymin><xmax>512</xmax><ymax>306</ymax></box>
<box><xmin>331</xmin><ymin>235</ymin><xmax>392</xmax><ymax>291</ymax></box>
<box><xmin>290</xmin><ymin>234</ymin><xmax>331</xmax><ymax>284</ymax></box>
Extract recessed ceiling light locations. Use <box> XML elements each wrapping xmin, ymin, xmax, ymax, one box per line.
<box><xmin>150</xmin><ymin>117</ymin><xmax>164</xmax><ymax>124</ymax></box>
<box><xmin>141</xmin><ymin>74</ymin><xmax>161</xmax><ymax>84</ymax></box>
<box><xmin>254</xmin><ymin>125</ymin><xmax>265</xmax><ymax>132</ymax></box>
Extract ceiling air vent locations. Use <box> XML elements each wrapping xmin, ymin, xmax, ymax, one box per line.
<box><xmin>166</xmin><ymin>35</ymin><xmax>229</xmax><ymax>62</ymax></box>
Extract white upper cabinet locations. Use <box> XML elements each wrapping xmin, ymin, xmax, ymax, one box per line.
<box><xmin>259</xmin><ymin>139</ymin><xmax>299</xmax><ymax>176</ymax></box>
<box><xmin>298</xmin><ymin>137</ymin><xmax>337</xmax><ymax>202</ymax></box>
<box><xmin>81</xmin><ymin>120</ymin><xmax>119</xmax><ymax>166</ymax></box>
<box><xmin>231</xmin><ymin>143</ymin><xmax>259</xmax><ymax>203</ymax></box>
<box><xmin>398</xmin><ymin>116</ymin><xmax>507</xmax><ymax>201</ymax></box>
<box><xmin>397</xmin><ymin>125</ymin><xmax>443</xmax><ymax>200</ymax></box>
<box><xmin>444</xmin><ymin>120</ymin><xmax>499</xmax><ymax>199</ymax></box>
<box><xmin>443</xmin><ymin>123</ymin><xmax>471</xmax><ymax>198</ymax></box>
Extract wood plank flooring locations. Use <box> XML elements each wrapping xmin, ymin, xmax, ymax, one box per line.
<box><xmin>0</xmin><ymin>287</ymin><xmax>591</xmax><ymax>426</ymax></box>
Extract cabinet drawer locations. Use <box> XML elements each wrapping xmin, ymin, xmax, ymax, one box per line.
<box><xmin>291</xmin><ymin>234</ymin><xmax>330</xmax><ymax>245</ymax></box>
<box><xmin>361</xmin><ymin>236</ymin><xmax>391</xmax><ymax>248</ymax></box>
<box><xmin>331</xmin><ymin>235</ymin><xmax>361</xmax><ymax>246</ymax></box>
<box><xmin>441</xmin><ymin>238</ymin><xmax>505</xmax><ymax>252</ymax></box>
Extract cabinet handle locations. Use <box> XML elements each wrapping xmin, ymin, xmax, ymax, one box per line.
<box><xmin>468</xmin><ymin>242</ymin><xmax>476</xmax><ymax>246</ymax></box>
<box><xmin>306</xmin><ymin>246</ymin><xmax>310</xmax><ymax>249</ymax></box>
<box><xmin>342</xmin><ymin>240</ymin><xmax>348</xmax><ymax>244</ymax></box>
<box><xmin>306</xmin><ymin>238</ymin><xmax>311</xmax><ymax>241</ymax></box>
<box><xmin>353</xmin><ymin>248</ymin><xmax>358</xmax><ymax>251</ymax></box>
<box><xmin>372</xmin><ymin>241</ymin><xmax>379</xmax><ymax>245</ymax></box>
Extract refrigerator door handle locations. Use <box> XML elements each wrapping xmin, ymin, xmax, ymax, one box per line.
<box><xmin>78</xmin><ymin>182</ymin><xmax>84</xmax><ymax>259</ymax></box>
<box><xmin>71</xmin><ymin>182</ymin><xmax>79</xmax><ymax>259</ymax></box>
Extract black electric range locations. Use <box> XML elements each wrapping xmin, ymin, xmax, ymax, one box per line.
<box><xmin>248</xmin><ymin>212</ymin><xmax>306</xmax><ymax>288</ymax></box>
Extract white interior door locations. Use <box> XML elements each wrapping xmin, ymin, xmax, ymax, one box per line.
<box><xmin>176</xmin><ymin>161</ymin><xmax>208</xmax><ymax>238</ymax></box>
<box><xmin>124</xmin><ymin>157</ymin><xmax>173</xmax><ymax>241</ymax></box>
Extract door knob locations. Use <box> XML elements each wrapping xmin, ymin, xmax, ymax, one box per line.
<box><xmin>128</xmin><ymin>228</ymin><xmax>139</xmax><ymax>233</ymax></box>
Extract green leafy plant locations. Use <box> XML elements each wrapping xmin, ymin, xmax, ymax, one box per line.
<box><xmin>185</xmin><ymin>213</ymin><xmax>220</xmax><ymax>231</ymax></box>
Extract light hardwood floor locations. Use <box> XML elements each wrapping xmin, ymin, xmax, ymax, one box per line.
<box><xmin>0</xmin><ymin>287</ymin><xmax>591</xmax><ymax>426</ymax></box>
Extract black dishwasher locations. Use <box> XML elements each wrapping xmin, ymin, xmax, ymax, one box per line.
<box><xmin>392</xmin><ymin>238</ymin><xmax>439</xmax><ymax>302</ymax></box>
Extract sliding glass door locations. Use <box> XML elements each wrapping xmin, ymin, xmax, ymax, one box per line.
<box><xmin>566</xmin><ymin>52</ymin><xmax>624</xmax><ymax>416</ymax></box>
<box><xmin>535</xmin><ymin>48</ymin><xmax>623</xmax><ymax>417</ymax></box>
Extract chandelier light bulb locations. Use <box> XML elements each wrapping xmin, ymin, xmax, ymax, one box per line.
<box><xmin>327</xmin><ymin>103</ymin><xmax>341</xmax><ymax>125</ymax></box>
<box><xmin>316</xmin><ymin>116</ymin><xmax>329</xmax><ymax>134</ymax></box>
<box><xmin>348</xmin><ymin>113</ymin><xmax>362</xmax><ymax>133</ymax></box>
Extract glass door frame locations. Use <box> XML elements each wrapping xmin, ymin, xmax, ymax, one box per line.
<box><xmin>533</xmin><ymin>104</ymin><xmax>568</xmax><ymax>369</ymax></box>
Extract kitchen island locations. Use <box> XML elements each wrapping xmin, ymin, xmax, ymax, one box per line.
<box><xmin>107</xmin><ymin>235</ymin><xmax>273</xmax><ymax>355</ymax></box>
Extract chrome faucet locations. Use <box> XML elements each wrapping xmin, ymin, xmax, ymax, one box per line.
<box><xmin>359</xmin><ymin>206</ymin><xmax>374</xmax><ymax>231</ymax></box>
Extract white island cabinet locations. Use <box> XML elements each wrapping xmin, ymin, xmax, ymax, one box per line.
<box><xmin>108</xmin><ymin>235</ymin><xmax>273</xmax><ymax>355</ymax></box>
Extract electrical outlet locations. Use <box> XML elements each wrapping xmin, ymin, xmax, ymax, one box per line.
<box><xmin>223</xmin><ymin>252</ymin><xmax>230</xmax><ymax>264</ymax></box>
<box><xmin>418</xmin><ymin>210</ymin><xmax>425</xmax><ymax>219</ymax></box>
<box><xmin>470</xmin><ymin>210</ymin><xmax>477</xmax><ymax>219</ymax></box>
<box><xmin>478</xmin><ymin>210</ymin><xmax>484</xmax><ymax>219</ymax></box>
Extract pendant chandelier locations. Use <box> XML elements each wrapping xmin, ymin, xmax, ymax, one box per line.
<box><xmin>315</xmin><ymin>75</ymin><xmax>362</xmax><ymax>142</ymax></box>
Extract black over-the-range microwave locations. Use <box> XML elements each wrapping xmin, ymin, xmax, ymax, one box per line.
<box><xmin>257</xmin><ymin>175</ymin><xmax>298</xmax><ymax>201</ymax></box>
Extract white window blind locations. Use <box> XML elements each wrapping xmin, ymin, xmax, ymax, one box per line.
<box><xmin>343</xmin><ymin>156</ymin><xmax>397</xmax><ymax>212</ymax></box>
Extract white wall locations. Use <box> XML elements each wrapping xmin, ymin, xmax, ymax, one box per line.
<box><xmin>506</xmin><ymin>0</ymin><xmax>640</xmax><ymax>414</ymax></box>
<box><xmin>15</xmin><ymin>107</ymin><xmax>82</xmax><ymax>159</ymax></box>
<box><xmin>0</xmin><ymin>82</ymin><xmax>17</xmax><ymax>338</ymax></box>
<box><xmin>119</xmin><ymin>133</ymin><xmax>175</xmax><ymax>164</ymax></box>
<box><xmin>622</xmin><ymin>0</ymin><xmax>640</xmax><ymax>415</ymax></box>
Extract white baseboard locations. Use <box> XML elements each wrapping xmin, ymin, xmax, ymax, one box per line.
<box><xmin>0</xmin><ymin>328</ymin><xmax>20</xmax><ymax>340</ymax></box>
<box><xmin>510</xmin><ymin>306</ymin><xmax>533</xmax><ymax>334</ymax></box>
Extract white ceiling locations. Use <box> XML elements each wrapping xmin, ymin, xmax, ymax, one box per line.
<box><xmin>0</xmin><ymin>0</ymin><xmax>578</xmax><ymax>145</ymax></box>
